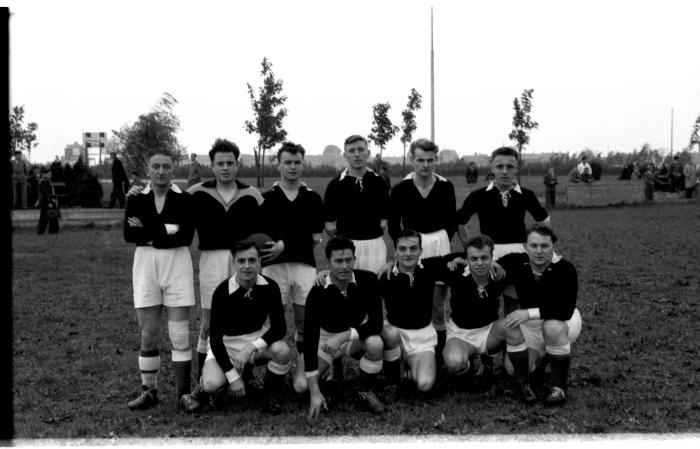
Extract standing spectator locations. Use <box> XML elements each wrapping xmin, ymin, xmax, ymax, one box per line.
<box><xmin>683</xmin><ymin>160</ymin><xmax>699</xmax><ymax>198</ymax></box>
<box><xmin>581</xmin><ymin>167</ymin><xmax>594</xmax><ymax>183</ymax></box>
<box><xmin>576</xmin><ymin>156</ymin><xmax>592</xmax><ymax>176</ymax></box>
<box><xmin>129</xmin><ymin>171</ymin><xmax>146</xmax><ymax>189</ymax></box>
<box><xmin>36</xmin><ymin>166</ymin><xmax>60</xmax><ymax>235</ymax></box>
<box><xmin>27</xmin><ymin>166</ymin><xmax>40</xmax><ymax>208</ymax></box>
<box><xmin>109</xmin><ymin>152</ymin><xmax>130</xmax><ymax>208</ymax></box>
<box><xmin>187</xmin><ymin>153</ymin><xmax>202</xmax><ymax>187</ymax></box>
<box><xmin>669</xmin><ymin>156</ymin><xmax>682</xmax><ymax>193</ymax></box>
<box><xmin>379</xmin><ymin>165</ymin><xmax>391</xmax><ymax>189</ymax></box>
<box><xmin>11</xmin><ymin>151</ymin><xmax>29</xmax><ymax>209</ymax></box>
<box><xmin>643</xmin><ymin>163</ymin><xmax>655</xmax><ymax>201</ymax></box>
<box><xmin>567</xmin><ymin>166</ymin><xmax>581</xmax><ymax>183</ymax></box>
<box><xmin>543</xmin><ymin>167</ymin><xmax>558</xmax><ymax>210</ymax></box>
<box><xmin>632</xmin><ymin>162</ymin><xmax>642</xmax><ymax>180</ymax></box>
<box><xmin>465</xmin><ymin>161</ymin><xmax>479</xmax><ymax>184</ymax></box>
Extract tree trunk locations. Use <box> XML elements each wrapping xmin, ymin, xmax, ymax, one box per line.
<box><xmin>402</xmin><ymin>142</ymin><xmax>406</xmax><ymax>175</ymax></box>
<box><xmin>260</xmin><ymin>148</ymin><xmax>266</xmax><ymax>188</ymax></box>
<box><xmin>517</xmin><ymin>143</ymin><xmax>522</xmax><ymax>184</ymax></box>
<box><xmin>253</xmin><ymin>147</ymin><xmax>261</xmax><ymax>188</ymax></box>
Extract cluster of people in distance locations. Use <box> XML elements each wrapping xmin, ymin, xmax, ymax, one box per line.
<box><xmin>122</xmin><ymin>136</ymin><xmax>582</xmax><ymax>421</ymax></box>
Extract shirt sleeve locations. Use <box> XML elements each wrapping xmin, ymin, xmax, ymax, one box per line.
<box><xmin>444</xmin><ymin>181</ymin><xmax>458</xmax><ymax>240</ymax></box>
<box><xmin>457</xmin><ymin>191</ymin><xmax>477</xmax><ymax>225</ymax></box>
<box><xmin>357</xmin><ymin>274</ymin><xmax>384</xmax><ymax>340</ymax></box>
<box><xmin>540</xmin><ymin>262</ymin><xmax>578</xmax><ymax>321</ymax></box>
<box><xmin>261</xmin><ymin>282</ymin><xmax>287</xmax><ymax>345</ymax></box>
<box><xmin>524</xmin><ymin>189</ymin><xmax>549</xmax><ymax>222</ymax></box>
<box><xmin>375</xmin><ymin>175</ymin><xmax>390</xmax><ymax>221</ymax></box>
<box><xmin>209</xmin><ymin>283</ymin><xmax>234</xmax><ymax>374</ymax></box>
<box><xmin>323</xmin><ymin>178</ymin><xmax>338</xmax><ymax>223</ymax></box>
<box><xmin>123</xmin><ymin>196</ymin><xmax>154</xmax><ymax>244</ymax></box>
<box><xmin>387</xmin><ymin>183</ymin><xmax>403</xmax><ymax>243</ymax></box>
<box><xmin>303</xmin><ymin>287</ymin><xmax>322</xmax><ymax>374</ymax></box>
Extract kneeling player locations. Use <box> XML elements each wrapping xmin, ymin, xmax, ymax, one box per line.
<box><xmin>500</xmin><ymin>224</ymin><xmax>582</xmax><ymax>406</ymax></box>
<box><xmin>180</xmin><ymin>239</ymin><xmax>290</xmax><ymax>414</ymax></box>
<box><xmin>443</xmin><ymin>235</ymin><xmax>537</xmax><ymax>403</ymax></box>
<box><xmin>380</xmin><ymin>230</ymin><xmax>439</xmax><ymax>395</ymax></box>
<box><xmin>299</xmin><ymin>236</ymin><xmax>386</xmax><ymax>420</ymax></box>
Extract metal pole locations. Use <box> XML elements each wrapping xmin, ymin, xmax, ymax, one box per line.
<box><xmin>670</xmin><ymin>108</ymin><xmax>674</xmax><ymax>156</ymax></box>
<box><xmin>430</xmin><ymin>7</ymin><xmax>435</xmax><ymax>143</ymax></box>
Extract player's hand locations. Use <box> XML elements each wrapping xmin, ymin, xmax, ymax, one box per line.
<box><xmin>307</xmin><ymin>391</ymin><xmax>327</xmax><ymax>423</ymax></box>
<box><xmin>324</xmin><ymin>222</ymin><xmax>337</xmax><ymax>238</ymax></box>
<box><xmin>447</xmin><ymin>257</ymin><xmax>466</xmax><ymax>272</ymax></box>
<box><xmin>504</xmin><ymin>309</ymin><xmax>530</xmax><ymax>328</ymax></box>
<box><xmin>320</xmin><ymin>334</ymin><xmax>346</xmax><ymax>358</ymax></box>
<box><xmin>126</xmin><ymin>217</ymin><xmax>143</xmax><ymax>228</ymax></box>
<box><xmin>233</xmin><ymin>344</ymin><xmax>256</xmax><ymax>372</ymax></box>
<box><xmin>260</xmin><ymin>240</ymin><xmax>284</xmax><ymax>263</ymax></box>
<box><xmin>314</xmin><ymin>270</ymin><xmax>329</xmax><ymax>287</ymax></box>
<box><xmin>375</xmin><ymin>262</ymin><xmax>394</xmax><ymax>279</ymax></box>
<box><xmin>126</xmin><ymin>185</ymin><xmax>144</xmax><ymax>197</ymax></box>
<box><xmin>379</xmin><ymin>219</ymin><xmax>388</xmax><ymax>233</ymax></box>
<box><xmin>490</xmin><ymin>261</ymin><xmax>505</xmax><ymax>280</ymax></box>
<box><xmin>229</xmin><ymin>378</ymin><xmax>246</xmax><ymax>398</ymax></box>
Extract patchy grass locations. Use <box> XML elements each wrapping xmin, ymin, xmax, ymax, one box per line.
<box><xmin>12</xmin><ymin>202</ymin><xmax>700</xmax><ymax>439</ymax></box>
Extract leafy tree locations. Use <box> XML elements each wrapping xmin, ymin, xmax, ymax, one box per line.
<box><xmin>690</xmin><ymin>113</ymin><xmax>700</xmax><ymax>151</ymax></box>
<box><xmin>508</xmin><ymin>89</ymin><xmax>539</xmax><ymax>182</ymax></box>
<box><xmin>9</xmin><ymin>105</ymin><xmax>39</xmax><ymax>160</ymax></box>
<box><xmin>368</xmin><ymin>102</ymin><xmax>399</xmax><ymax>160</ymax></box>
<box><xmin>400</xmin><ymin>88</ymin><xmax>423</xmax><ymax>174</ymax></box>
<box><xmin>112</xmin><ymin>92</ymin><xmax>185</xmax><ymax>175</ymax></box>
<box><xmin>245</xmin><ymin>57</ymin><xmax>288</xmax><ymax>187</ymax></box>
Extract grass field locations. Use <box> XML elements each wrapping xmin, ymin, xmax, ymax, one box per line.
<box><xmin>11</xmin><ymin>195</ymin><xmax>700</xmax><ymax>439</ymax></box>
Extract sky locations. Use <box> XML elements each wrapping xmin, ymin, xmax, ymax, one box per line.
<box><xmin>7</xmin><ymin>0</ymin><xmax>700</xmax><ymax>164</ymax></box>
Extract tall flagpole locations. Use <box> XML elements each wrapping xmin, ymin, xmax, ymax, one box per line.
<box><xmin>430</xmin><ymin>7</ymin><xmax>435</xmax><ymax>142</ymax></box>
<box><xmin>670</xmin><ymin>108</ymin><xmax>674</xmax><ymax>156</ymax></box>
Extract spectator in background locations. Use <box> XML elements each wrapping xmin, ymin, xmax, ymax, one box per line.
<box><xmin>11</xmin><ymin>151</ymin><xmax>29</xmax><ymax>209</ymax></box>
<box><xmin>465</xmin><ymin>161</ymin><xmax>479</xmax><ymax>184</ymax></box>
<box><xmin>632</xmin><ymin>162</ymin><xmax>642</xmax><ymax>180</ymax></box>
<box><xmin>669</xmin><ymin>156</ymin><xmax>683</xmax><ymax>193</ymax></box>
<box><xmin>567</xmin><ymin>166</ymin><xmax>581</xmax><ymax>183</ymax></box>
<box><xmin>379</xmin><ymin>165</ymin><xmax>391</xmax><ymax>189</ymax></box>
<box><xmin>543</xmin><ymin>167</ymin><xmax>558</xmax><ymax>209</ymax></box>
<box><xmin>683</xmin><ymin>160</ymin><xmax>699</xmax><ymax>198</ymax></box>
<box><xmin>36</xmin><ymin>166</ymin><xmax>60</xmax><ymax>235</ymax></box>
<box><xmin>643</xmin><ymin>163</ymin><xmax>655</xmax><ymax>201</ymax></box>
<box><xmin>130</xmin><ymin>171</ymin><xmax>146</xmax><ymax>189</ymax></box>
<box><xmin>109</xmin><ymin>151</ymin><xmax>130</xmax><ymax>208</ymax></box>
<box><xmin>576</xmin><ymin>156</ymin><xmax>592</xmax><ymax>176</ymax></box>
<box><xmin>484</xmin><ymin>170</ymin><xmax>495</xmax><ymax>183</ymax></box>
<box><xmin>27</xmin><ymin>166</ymin><xmax>40</xmax><ymax>208</ymax></box>
<box><xmin>188</xmin><ymin>153</ymin><xmax>202</xmax><ymax>187</ymax></box>
<box><xmin>581</xmin><ymin>167</ymin><xmax>594</xmax><ymax>183</ymax></box>
<box><xmin>590</xmin><ymin>159</ymin><xmax>602</xmax><ymax>181</ymax></box>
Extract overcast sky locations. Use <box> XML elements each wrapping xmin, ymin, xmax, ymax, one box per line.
<box><xmin>7</xmin><ymin>0</ymin><xmax>700</xmax><ymax>164</ymax></box>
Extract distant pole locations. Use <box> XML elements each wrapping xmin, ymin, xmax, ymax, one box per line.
<box><xmin>670</xmin><ymin>108</ymin><xmax>674</xmax><ymax>156</ymax></box>
<box><xmin>430</xmin><ymin>7</ymin><xmax>435</xmax><ymax>143</ymax></box>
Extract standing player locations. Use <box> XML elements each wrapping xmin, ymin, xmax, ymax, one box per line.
<box><xmin>124</xmin><ymin>150</ymin><xmax>195</xmax><ymax>410</ymax></box>
<box><xmin>187</xmin><ymin>139</ymin><xmax>283</xmax><ymax>383</ymax></box>
<box><xmin>442</xmin><ymin>235</ymin><xmax>537</xmax><ymax>403</ymax></box>
<box><xmin>457</xmin><ymin>146</ymin><xmax>550</xmax><ymax>261</ymax></box>
<box><xmin>388</xmin><ymin>138</ymin><xmax>457</xmax><ymax>365</ymax></box>
<box><xmin>324</xmin><ymin>135</ymin><xmax>390</xmax><ymax>273</ymax></box>
<box><xmin>260</xmin><ymin>142</ymin><xmax>325</xmax><ymax>392</ymax></box>
<box><xmin>180</xmin><ymin>239</ymin><xmax>290</xmax><ymax>414</ymax></box>
<box><xmin>500</xmin><ymin>224</ymin><xmax>582</xmax><ymax>406</ymax></box>
<box><xmin>299</xmin><ymin>237</ymin><xmax>386</xmax><ymax>420</ymax></box>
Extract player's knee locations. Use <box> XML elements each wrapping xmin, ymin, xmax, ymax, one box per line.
<box><xmin>364</xmin><ymin>335</ymin><xmax>383</xmax><ymax>358</ymax></box>
<box><xmin>505</xmin><ymin>325</ymin><xmax>525</xmax><ymax>345</ymax></box>
<box><xmin>200</xmin><ymin>374</ymin><xmax>222</xmax><ymax>394</ymax></box>
<box><xmin>270</xmin><ymin>340</ymin><xmax>291</xmax><ymax>364</ymax></box>
<box><xmin>168</xmin><ymin>320</ymin><xmax>190</xmax><ymax>351</ymax></box>
<box><xmin>293</xmin><ymin>374</ymin><xmax>308</xmax><ymax>393</ymax></box>
<box><xmin>381</xmin><ymin>326</ymin><xmax>401</xmax><ymax>348</ymax></box>
<box><xmin>199</xmin><ymin>317</ymin><xmax>210</xmax><ymax>339</ymax></box>
<box><xmin>542</xmin><ymin>320</ymin><xmax>568</xmax><ymax>341</ymax></box>
<box><xmin>443</xmin><ymin>350</ymin><xmax>466</xmax><ymax>372</ymax></box>
<box><xmin>415</xmin><ymin>370</ymin><xmax>435</xmax><ymax>392</ymax></box>
<box><xmin>140</xmin><ymin>324</ymin><xmax>160</xmax><ymax>350</ymax></box>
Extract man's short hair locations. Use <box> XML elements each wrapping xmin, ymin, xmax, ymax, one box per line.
<box><xmin>147</xmin><ymin>149</ymin><xmax>173</xmax><ymax>160</ymax></box>
<box><xmin>490</xmin><ymin>146</ymin><xmax>519</xmax><ymax>162</ymax></box>
<box><xmin>40</xmin><ymin>165</ymin><xmax>50</xmax><ymax>174</ymax></box>
<box><xmin>14</xmin><ymin>151</ymin><xmax>22</xmax><ymax>156</ymax></box>
<box><xmin>465</xmin><ymin>234</ymin><xmax>494</xmax><ymax>255</ymax></box>
<box><xmin>581</xmin><ymin>156</ymin><xmax>587</xmax><ymax>161</ymax></box>
<box><xmin>344</xmin><ymin>135</ymin><xmax>368</xmax><ymax>148</ymax></box>
<box><xmin>325</xmin><ymin>235</ymin><xmax>356</xmax><ymax>259</ymax></box>
<box><xmin>525</xmin><ymin>223</ymin><xmax>558</xmax><ymax>244</ymax></box>
<box><xmin>110</xmin><ymin>151</ymin><xmax>117</xmax><ymax>157</ymax></box>
<box><xmin>233</xmin><ymin>238</ymin><xmax>261</xmax><ymax>257</ymax></box>
<box><xmin>130</xmin><ymin>171</ymin><xmax>140</xmax><ymax>176</ymax></box>
<box><xmin>396</xmin><ymin>228</ymin><xmax>422</xmax><ymax>248</ymax></box>
<box><xmin>277</xmin><ymin>141</ymin><xmax>306</xmax><ymax>160</ymax></box>
<box><xmin>209</xmin><ymin>138</ymin><xmax>240</xmax><ymax>163</ymax></box>
<box><xmin>409</xmin><ymin>138</ymin><xmax>439</xmax><ymax>158</ymax></box>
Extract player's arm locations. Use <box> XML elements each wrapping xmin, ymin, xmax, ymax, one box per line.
<box><xmin>123</xmin><ymin>196</ymin><xmax>154</xmax><ymax>244</ymax></box>
<box><xmin>456</xmin><ymin>194</ymin><xmax>475</xmax><ymax>250</ymax></box>
<box><xmin>159</xmin><ymin>192</ymin><xmax>195</xmax><ymax>247</ymax></box>
<box><xmin>303</xmin><ymin>288</ymin><xmax>327</xmax><ymax>420</ymax></box>
<box><xmin>538</xmin><ymin>263</ymin><xmax>578</xmax><ymax>321</ymax></box>
<box><xmin>525</xmin><ymin>189</ymin><xmax>551</xmax><ymax>227</ymax></box>
<box><xmin>357</xmin><ymin>274</ymin><xmax>384</xmax><ymax>338</ymax></box>
<box><xmin>208</xmin><ymin>286</ymin><xmax>242</xmax><ymax>384</ymax></box>
<box><xmin>322</xmin><ymin>179</ymin><xmax>338</xmax><ymax>237</ymax></box>
<box><xmin>387</xmin><ymin>185</ymin><xmax>402</xmax><ymax>243</ymax></box>
<box><xmin>445</xmin><ymin>181</ymin><xmax>458</xmax><ymax>241</ymax></box>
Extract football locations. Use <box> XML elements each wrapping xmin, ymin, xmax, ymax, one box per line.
<box><xmin>245</xmin><ymin>233</ymin><xmax>275</xmax><ymax>251</ymax></box>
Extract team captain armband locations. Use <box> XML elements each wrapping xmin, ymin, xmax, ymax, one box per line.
<box><xmin>164</xmin><ymin>224</ymin><xmax>180</xmax><ymax>235</ymax></box>
<box><xmin>349</xmin><ymin>328</ymin><xmax>360</xmax><ymax>341</ymax></box>
<box><xmin>527</xmin><ymin>308</ymin><xmax>541</xmax><ymax>320</ymax></box>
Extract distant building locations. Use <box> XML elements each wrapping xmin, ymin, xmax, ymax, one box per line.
<box><xmin>63</xmin><ymin>142</ymin><xmax>85</xmax><ymax>165</ymax></box>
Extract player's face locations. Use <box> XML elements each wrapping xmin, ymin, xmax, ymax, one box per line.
<box><xmin>466</xmin><ymin>246</ymin><xmax>492</xmax><ymax>278</ymax></box>
<box><xmin>278</xmin><ymin>151</ymin><xmax>304</xmax><ymax>181</ymax></box>
<box><xmin>212</xmin><ymin>151</ymin><xmax>238</xmax><ymax>185</ymax></box>
<box><xmin>328</xmin><ymin>249</ymin><xmax>355</xmax><ymax>282</ymax></box>
<box><xmin>147</xmin><ymin>154</ymin><xmax>174</xmax><ymax>188</ymax></box>
<box><xmin>343</xmin><ymin>141</ymin><xmax>370</xmax><ymax>170</ymax></box>
<box><xmin>233</xmin><ymin>247</ymin><xmax>261</xmax><ymax>283</ymax></box>
<box><xmin>524</xmin><ymin>232</ymin><xmax>554</xmax><ymax>270</ymax></box>
<box><xmin>396</xmin><ymin>236</ymin><xmax>422</xmax><ymax>270</ymax></box>
<box><xmin>491</xmin><ymin>155</ymin><xmax>518</xmax><ymax>189</ymax></box>
<box><xmin>412</xmin><ymin>148</ymin><xmax>437</xmax><ymax>178</ymax></box>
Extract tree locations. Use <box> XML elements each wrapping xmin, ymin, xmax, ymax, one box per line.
<box><xmin>400</xmin><ymin>88</ymin><xmax>423</xmax><ymax>174</ymax></box>
<box><xmin>245</xmin><ymin>57</ymin><xmax>288</xmax><ymax>187</ymax></box>
<box><xmin>112</xmin><ymin>92</ymin><xmax>185</xmax><ymax>175</ymax></box>
<box><xmin>508</xmin><ymin>89</ymin><xmax>539</xmax><ymax>182</ymax></box>
<box><xmin>9</xmin><ymin>105</ymin><xmax>39</xmax><ymax>160</ymax></box>
<box><xmin>368</xmin><ymin>102</ymin><xmax>400</xmax><ymax>161</ymax></box>
<box><xmin>690</xmin><ymin>113</ymin><xmax>700</xmax><ymax>152</ymax></box>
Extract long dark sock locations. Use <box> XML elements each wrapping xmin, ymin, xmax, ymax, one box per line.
<box><xmin>173</xmin><ymin>360</ymin><xmax>191</xmax><ymax>398</ymax></box>
<box><xmin>548</xmin><ymin>354</ymin><xmax>571</xmax><ymax>390</ymax></box>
